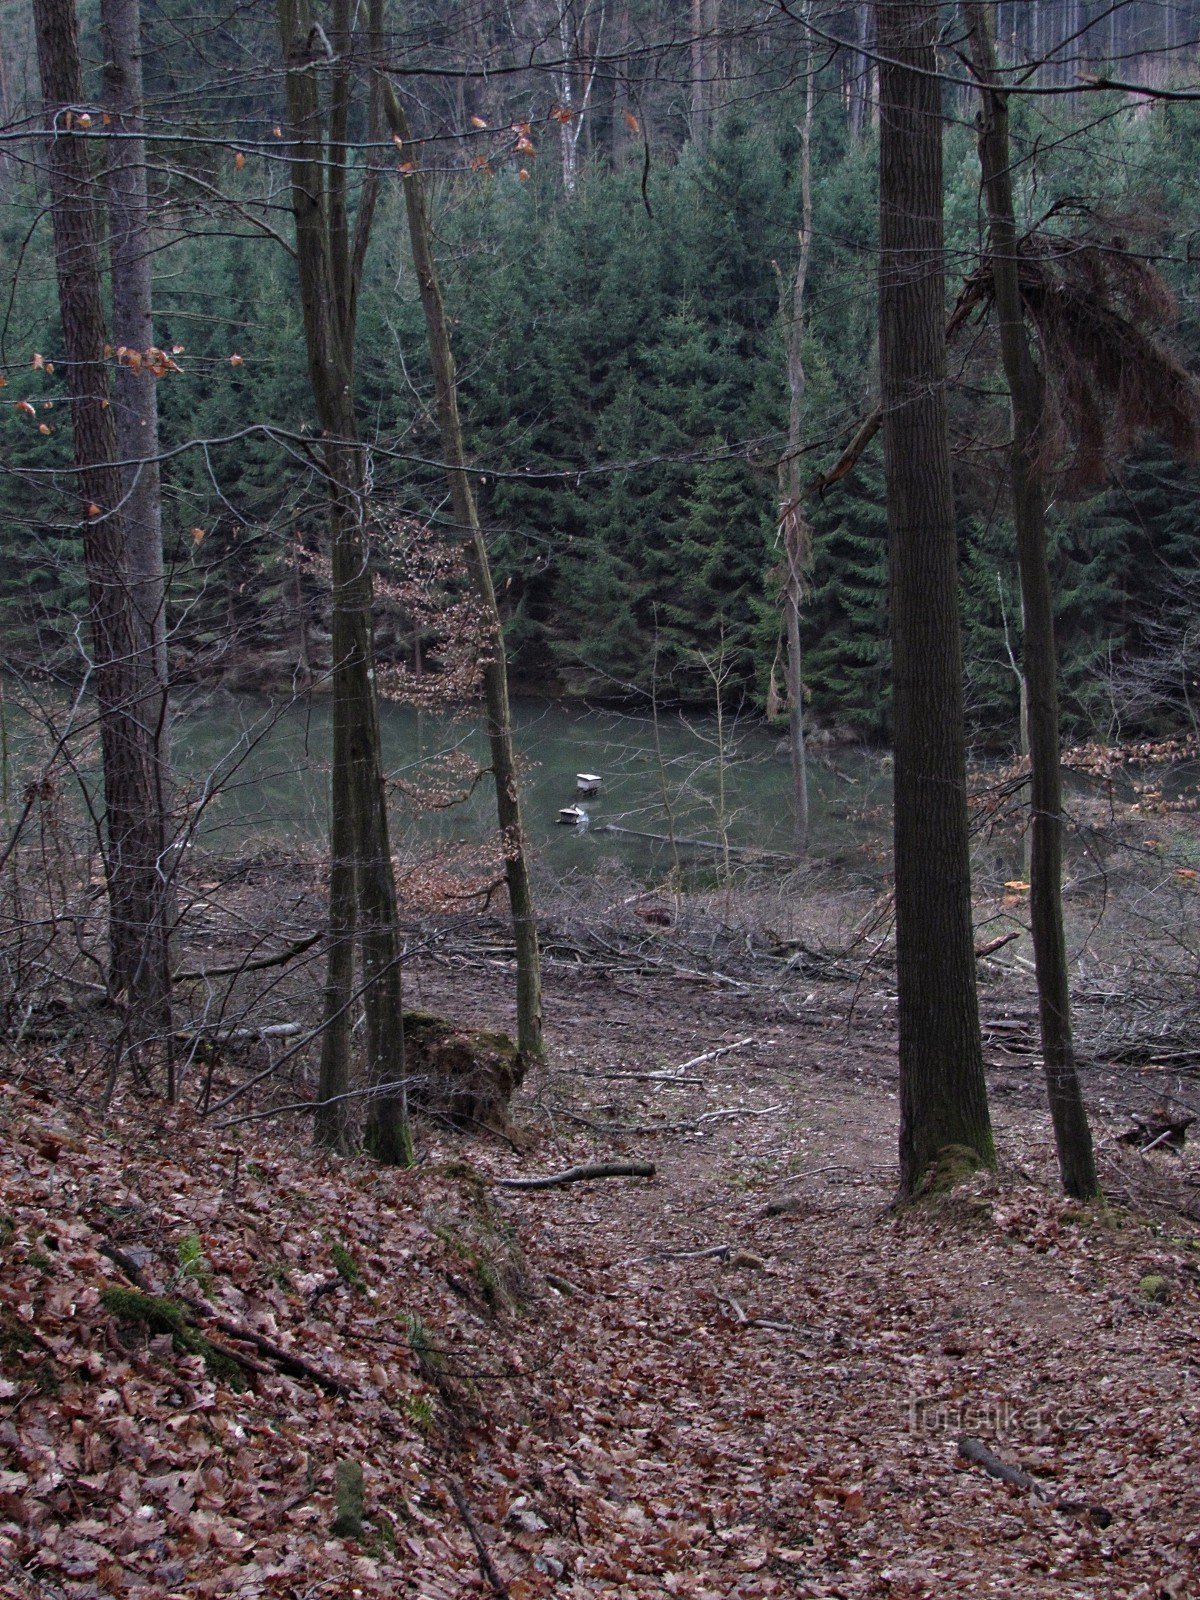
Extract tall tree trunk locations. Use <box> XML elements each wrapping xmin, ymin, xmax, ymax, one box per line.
<box><xmin>777</xmin><ymin>4</ymin><xmax>815</xmax><ymax>858</ymax></box>
<box><xmin>876</xmin><ymin>0</ymin><xmax>994</xmax><ymax>1195</ymax></box>
<box><xmin>962</xmin><ymin>3</ymin><xmax>1099</xmax><ymax>1200</ymax></box>
<box><xmin>33</xmin><ymin>0</ymin><xmax>173</xmax><ymax>1089</ymax></box>
<box><xmin>99</xmin><ymin>0</ymin><xmax>175</xmax><ymax>1067</ymax></box>
<box><xmin>383</xmin><ymin>83</ymin><xmax>543</xmax><ymax>1065</ymax></box>
<box><xmin>279</xmin><ymin>0</ymin><xmax>412</xmax><ymax>1163</ymax></box>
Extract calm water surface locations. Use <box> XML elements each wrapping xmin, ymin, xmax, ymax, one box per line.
<box><xmin>171</xmin><ymin>694</ymin><xmax>894</xmax><ymax>874</ymax></box>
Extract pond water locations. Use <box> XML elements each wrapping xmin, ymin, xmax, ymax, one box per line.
<box><xmin>169</xmin><ymin>693</ymin><xmax>895</xmax><ymax>877</ymax></box>
<box><xmin>10</xmin><ymin>685</ymin><xmax>1161</xmax><ymax>887</ymax></box>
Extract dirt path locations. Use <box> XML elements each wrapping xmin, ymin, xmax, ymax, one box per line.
<box><xmin>409</xmin><ymin>957</ymin><xmax>1200</xmax><ymax>1598</ymax></box>
<box><xmin>3</xmin><ymin>941</ymin><xmax>1197</xmax><ymax>1600</ymax></box>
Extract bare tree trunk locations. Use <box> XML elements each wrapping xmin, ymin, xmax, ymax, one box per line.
<box><xmin>383</xmin><ymin>82</ymin><xmax>543</xmax><ymax>1065</ymax></box>
<box><xmin>99</xmin><ymin>0</ymin><xmax>175</xmax><ymax>1064</ymax></box>
<box><xmin>554</xmin><ymin>0</ymin><xmax>604</xmax><ymax>194</ymax></box>
<box><xmin>690</xmin><ymin>0</ymin><xmax>706</xmax><ymax>143</ymax></box>
<box><xmin>848</xmin><ymin>2</ymin><xmax>871</xmax><ymax>139</ymax></box>
<box><xmin>876</xmin><ymin>0</ymin><xmax>994</xmax><ymax>1195</ymax></box>
<box><xmin>33</xmin><ymin>0</ymin><xmax>173</xmax><ymax>1090</ymax></box>
<box><xmin>704</xmin><ymin>0</ymin><xmax>722</xmax><ymax>128</ymax></box>
<box><xmin>279</xmin><ymin>0</ymin><xmax>412</xmax><ymax>1163</ymax></box>
<box><xmin>962</xmin><ymin>3</ymin><xmax>1098</xmax><ymax>1200</ymax></box>
<box><xmin>777</xmin><ymin>6</ymin><xmax>815</xmax><ymax>857</ymax></box>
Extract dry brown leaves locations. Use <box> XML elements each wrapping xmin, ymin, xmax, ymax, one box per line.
<box><xmin>2</xmin><ymin>979</ymin><xmax>1200</xmax><ymax>1599</ymax></box>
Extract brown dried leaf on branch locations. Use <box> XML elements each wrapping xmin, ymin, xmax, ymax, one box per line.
<box><xmin>956</xmin><ymin>205</ymin><xmax>1200</xmax><ymax>490</ymax></box>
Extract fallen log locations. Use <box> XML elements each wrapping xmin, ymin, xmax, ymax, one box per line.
<box><xmin>958</xmin><ymin>1436</ymin><xmax>1046</xmax><ymax>1497</ymax></box>
<box><xmin>957</xmin><ymin>1437</ymin><xmax>1113</xmax><ymax>1526</ymax></box>
<box><xmin>495</xmin><ymin>1161</ymin><xmax>656</xmax><ymax>1191</ymax></box>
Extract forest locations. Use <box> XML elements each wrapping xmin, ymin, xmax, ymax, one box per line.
<box><xmin>2</xmin><ymin>0</ymin><xmax>1200</xmax><ymax>730</ymax></box>
<box><xmin>2</xmin><ymin>3</ymin><xmax>1200</xmax><ymax>1597</ymax></box>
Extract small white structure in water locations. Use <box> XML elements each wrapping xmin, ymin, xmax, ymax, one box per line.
<box><xmin>576</xmin><ymin>772</ymin><xmax>602</xmax><ymax>795</ymax></box>
<box><xmin>558</xmin><ymin>804</ymin><xmax>588</xmax><ymax>826</ymax></box>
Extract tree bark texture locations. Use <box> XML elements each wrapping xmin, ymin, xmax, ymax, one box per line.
<box><xmin>100</xmin><ymin>0</ymin><xmax>176</xmax><ymax>1039</ymax></box>
<box><xmin>876</xmin><ymin>0</ymin><xmax>994</xmax><ymax>1194</ymax></box>
<box><xmin>100</xmin><ymin>0</ymin><xmax>166</xmax><ymax>694</ymax></box>
<box><xmin>279</xmin><ymin>0</ymin><xmax>411</xmax><ymax>1163</ymax></box>
<box><xmin>34</xmin><ymin>0</ymin><xmax>173</xmax><ymax>1082</ymax></box>
<box><xmin>962</xmin><ymin>2</ymin><xmax>1098</xmax><ymax>1199</ymax></box>
<box><xmin>383</xmin><ymin>83</ymin><xmax>544</xmax><ymax>1065</ymax></box>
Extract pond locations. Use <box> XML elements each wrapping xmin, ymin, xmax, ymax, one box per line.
<box><xmin>168</xmin><ymin>693</ymin><xmax>895</xmax><ymax>878</ymax></box>
<box><xmin>10</xmin><ymin>685</ymin><xmax>1161</xmax><ymax>887</ymax></box>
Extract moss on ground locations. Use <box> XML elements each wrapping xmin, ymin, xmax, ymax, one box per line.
<box><xmin>100</xmin><ymin>1287</ymin><xmax>245</xmax><ymax>1388</ymax></box>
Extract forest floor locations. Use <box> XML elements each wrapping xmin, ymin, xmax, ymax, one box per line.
<box><xmin>2</xmin><ymin>925</ymin><xmax>1200</xmax><ymax>1599</ymax></box>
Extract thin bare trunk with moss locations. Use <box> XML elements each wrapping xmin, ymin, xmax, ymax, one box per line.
<box><xmin>961</xmin><ymin>2</ymin><xmax>1097</xmax><ymax>1199</ymax></box>
<box><xmin>382</xmin><ymin>82</ymin><xmax>543</xmax><ymax>1065</ymax></box>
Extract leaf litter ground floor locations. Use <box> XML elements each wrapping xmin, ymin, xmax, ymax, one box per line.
<box><xmin>2</xmin><ymin>949</ymin><xmax>1198</xmax><ymax>1598</ymax></box>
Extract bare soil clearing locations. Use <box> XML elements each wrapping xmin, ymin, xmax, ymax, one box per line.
<box><xmin>2</xmin><ymin>946</ymin><xmax>1198</xmax><ymax>1598</ymax></box>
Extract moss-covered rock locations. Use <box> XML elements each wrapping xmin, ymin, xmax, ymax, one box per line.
<box><xmin>403</xmin><ymin>1010</ymin><xmax>524</xmax><ymax>1134</ymax></box>
<box><xmin>1139</xmin><ymin>1273</ymin><xmax>1170</xmax><ymax>1303</ymax></box>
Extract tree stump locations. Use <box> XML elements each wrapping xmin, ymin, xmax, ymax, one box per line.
<box><xmin>404</xmin><ymin>1011</ymin><xmax>524</xmax><ymax>1133</ymax></box>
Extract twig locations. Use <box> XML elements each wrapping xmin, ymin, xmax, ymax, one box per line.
<box><xmin>559</xmin><ymin>1103</ymin><xmax>785</xmax><ymax>1137</ymax></box>
<box><xmin>496</xmin><ymin>1161</ymin><xmax>656</xmax><ymax>1191</ymax></box>
<box><xmin>1141</xmin><ymin>1125</ymin><xmax>1186</xmax><ymax>1154</ymax></box>
<box><xmin>673</xmin><ymin>1037</ymin><xmax>756</xmax><ymax>1072</ymax></box>
<box><xmin>718</xmin><ymin>1294</ymin><xmax>798</xmax><ymax>1334</ymax></box>
<box><xmin>446</xmin><ymin>1478</ymin><xmax>511</xmax><ymax>1600</ymax></box>
<box><xmin>759</xmin><ymin>1162</ymin><xmax>862</xmax><ymax>1187</ymax></box>
<box><xmin>597</xmin><ymin>822</ymin><xmax>794</xmax><ymax>863</ymax></box>
<box><xmin>213</xmin><ymin>1074</ymin><xmax>418</xmax><ymax>1129</ymax></box>
<box><xmin>98</xmin><ymin>1239</ymin><xmax>351</xmax><ymax>1394</ymax></box>
<box><xmin>596</xmin><ymin>1071</ymin><xmax>704</xmax><ymax>1085</ymax></box>
<box><xmin>635</xmin><ymin>1242</ymin><xmax>732</xmax><ymax>1263</ymax></box>
<box><xmin>174</xmin><ymin>930</ymin><xmax>322</xmax><ymax>982</ymax></box>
